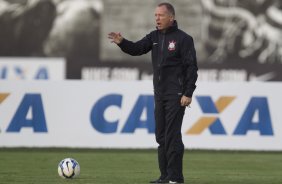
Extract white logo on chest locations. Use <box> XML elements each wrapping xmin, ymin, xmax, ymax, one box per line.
<box><xmin>168</xmin><ymin>40</ymin><xmax>176</xmax><ymax>51</ymax></box>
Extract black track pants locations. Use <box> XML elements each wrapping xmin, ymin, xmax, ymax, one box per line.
<box><xmin>154</xmin><ymin>97</ymin><xmax>185</xmax><ymax>181</ymax></box>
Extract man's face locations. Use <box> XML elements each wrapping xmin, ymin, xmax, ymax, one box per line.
<box><xmin>155</xmin><ymin>5</ymin><xmax>174</xmax><ymax>30</ymax></box>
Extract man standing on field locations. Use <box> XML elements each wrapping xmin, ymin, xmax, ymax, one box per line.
<box><xmin>108</xmin><ymin>2</ymin><xmax>198</xmax><ymax>183</ymax></box>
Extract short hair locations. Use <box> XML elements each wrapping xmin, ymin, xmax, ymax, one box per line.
<box><xmin>158</xmin><ymin>2</ymin><xmax>175</xmax><ymax>16</ymax></box>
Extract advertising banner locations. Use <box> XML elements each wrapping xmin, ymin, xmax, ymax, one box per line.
<box><xmin>1</xmin><ymin>81</ymin><xmax>282</xmax><ymax>150</ymax></box>
<box><xmin>0</xmin><ymin>58</ymin><xmax>65</xmax><ymax>80</ymax></box>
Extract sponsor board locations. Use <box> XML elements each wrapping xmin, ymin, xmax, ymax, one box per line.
<box><xmin>0</xmin><ymin>81</ymin><xmax>282</xmax><ymax>150</ymax></box>
<box><xmin>0</xmin><ymin>57</ymin><xmax>65</xmax><ymax>80</ymax></box>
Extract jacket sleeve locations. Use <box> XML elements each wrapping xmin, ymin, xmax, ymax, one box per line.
<box><xmin>117</xmin><ymin>33</ymin><xmax>152</xmax><ymax>56</ymax></box>
<box><xmin>181</xmin><ymin>36</ymin><xmax>198</xmax><ymax>97</ymax></box>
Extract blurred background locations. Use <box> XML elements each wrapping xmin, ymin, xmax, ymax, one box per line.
<box><xmin>1</xmin><ymin>0</ymin><xmax>281</xmax><ymax>81</ymax></box>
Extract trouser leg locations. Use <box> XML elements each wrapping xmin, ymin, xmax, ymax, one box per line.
<box><xmin>155</xmin><ymin>97</ymin><xmax>185</xmax><ymax>181</ymax></box>
<box><xmin>165</xmin><ymin>98</ymin><xmax>185</xmax><ymax>181</ymax></box>
<box><xmin>154</xmin><ymin>98</ymin><xmax>167</xmax><ymax>179</ymax></box>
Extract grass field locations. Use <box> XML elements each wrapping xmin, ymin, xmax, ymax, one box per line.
<box><xmin>0</xmin><ymin>149</ymin><xmax>282</xmax><ymax>184</ymax></box>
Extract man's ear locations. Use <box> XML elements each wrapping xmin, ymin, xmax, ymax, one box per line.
<box><xmin>169</xmin><ymin>15</ymin><xmax>174</xmax><ymax>22</ymax></box>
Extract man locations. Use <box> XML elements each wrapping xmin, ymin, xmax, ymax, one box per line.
<box><xmin>108</xmin><ymin>2</ymin><xmax>198</xmax><ymax>183</ymax></box>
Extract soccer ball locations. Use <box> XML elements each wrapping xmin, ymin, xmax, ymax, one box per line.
<box><xmin>58</xmin><ymin>158</ymin><xmax>80</xmax><ymax>179</ymax></box>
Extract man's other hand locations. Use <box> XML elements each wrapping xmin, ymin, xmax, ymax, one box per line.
<box><xmin>180</xmin><ymin>95</ymin><xmax>192</xmax><ymax>107</ymax></box>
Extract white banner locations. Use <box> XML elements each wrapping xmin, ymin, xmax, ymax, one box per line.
<box><xmin>0</xmin><ymin>81</ymin><xmax>282</xmax><ymax>150</ymax></box>
<box><xmin>0</xmin><ymin>57</ymin><xmax>65</xmax><ymax>80</ymax></box>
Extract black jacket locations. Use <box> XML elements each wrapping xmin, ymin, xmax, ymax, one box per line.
<box><xmin>118</xmin><ymin>20</ymin><xmax>198</xmax><ymax>98</ymax></box>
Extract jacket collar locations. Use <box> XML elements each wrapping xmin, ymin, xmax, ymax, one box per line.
<box><xmin>157</xmin><ymin>20</ymin><xmax>178</xmax><ymax>34</ymax></box>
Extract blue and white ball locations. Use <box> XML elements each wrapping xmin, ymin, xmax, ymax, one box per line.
<box><xmin>58</xmin><ymin>158</ymin><xmax>80</xmax><ymax>179</ymax></box>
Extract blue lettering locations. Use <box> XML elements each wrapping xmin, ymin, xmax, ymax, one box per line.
<box><xmin>90</xmin><ymin>94</ymin><xmax>121</xmax><ymax>133</ymax></box>
<box><xmin>196</xmin><ymin>96</ymin><xmax>218</xmax><ymax>113</ymax></box>
<box><xmin>209</xmin><ymin>119</ymin><xmax>227</xmax><ymax>135</ymax></box>
<box><xmin>196</xmin><ymin>96</ymin><xmax>226</xmax><ymax>134</ymax></box>
<box><xmin>6</xmin><ymin>94</ymin><xmax>47</xmax><ymax>132</ymax></box>
<box><xmin>122</xmin><ymin>95</ymin><xmax>155</xmax><ymax>133</ymax></box>
<box><xmin>234</xmin><ymin>97</ymin><xmax>273</xmax><ymax>135</ymax></box>
<box><xmin>0</xmin><ymin>66</ymin><xmax>7</xmax><ymax>79</ymax></box>
<box><xmin>14</xmin><ymin>67</ymin><xmax>25</xmax><ymax>79</ymax></box>
<box><xmin>35</xmin><ymin>67</ymin><xmax>49</xmax><ymax>79</ymax></box>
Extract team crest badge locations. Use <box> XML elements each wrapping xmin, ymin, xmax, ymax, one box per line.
<box><xmin>168</xmin><ymin>40</ymin><xmax>176</xmax><ymax>51</ymax></box>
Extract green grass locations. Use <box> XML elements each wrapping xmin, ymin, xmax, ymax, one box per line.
<box><xmin>0</xmin><ymin>149</ymin><xmax>281</xmax><ymax>184</ymax></box>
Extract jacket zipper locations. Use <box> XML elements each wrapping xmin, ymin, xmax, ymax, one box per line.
<box><xmin>159</xmin><ymin>34</ymin><xmax>165</xmax><ymax>81</ymax></box>
<box><xmin>161</xmin><ymin>34</ymin><xmax>165</xmax><ymax>56</ymax></box>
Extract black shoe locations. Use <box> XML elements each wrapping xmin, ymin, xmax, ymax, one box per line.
<box><xmin>160</xmin><ymin>179</ymin><xmax>184</xmax><ymax>183</ymax></box>
<box><xmin>149</xmin><ymin>178</ymin><xmax>165</xmax><ymax>183</ymax></box>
